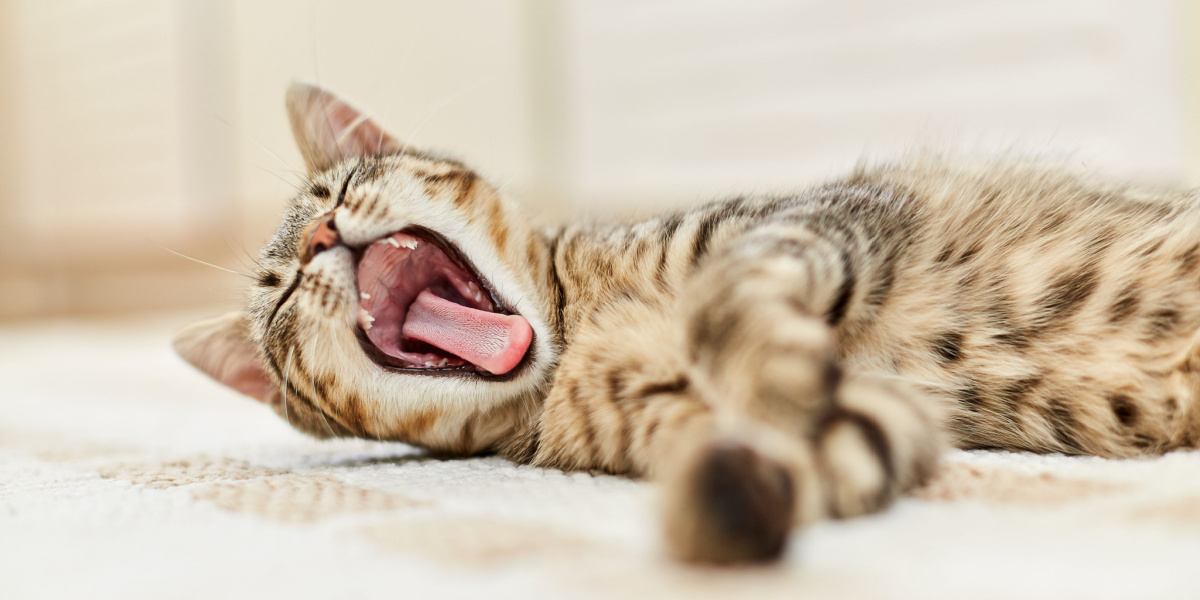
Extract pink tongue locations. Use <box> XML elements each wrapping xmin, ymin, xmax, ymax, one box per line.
<box><xmin>401</xmin><ymin>290</ymin><xmax>532</xmax><ymax>375</ymax></box>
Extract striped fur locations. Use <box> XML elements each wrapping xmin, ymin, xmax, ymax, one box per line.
<box><xmin>175</xmin><ymin>86</ymin><xmax>1200</xmax><ymax>564</ymax></box>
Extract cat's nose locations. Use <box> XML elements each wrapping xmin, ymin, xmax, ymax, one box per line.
<box><xmin>299</xmin><ymin>212</ymin><xmax>341</xmax><ymax>265</ymax></box>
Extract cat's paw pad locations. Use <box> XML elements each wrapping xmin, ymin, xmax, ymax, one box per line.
<box><xmin>661</xmin><ymin>439</ymin><xmax>795</xmax><ymax>564</ymax></box>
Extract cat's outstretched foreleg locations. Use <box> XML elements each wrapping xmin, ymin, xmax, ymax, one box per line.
<box><xmin>662</xmin><ymin>221</ymin><xmax>946</xmax><ymax>562</ymax></box>
<box><xmin>526</xmin><ymin>219</ymin><xmax>944</xmax><ymax>564</ymax></box>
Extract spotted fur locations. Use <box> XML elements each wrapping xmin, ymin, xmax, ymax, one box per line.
<box><xmin>175</xmin><ymin>85</ymin><xmax>1200</xmax><ymax>564</ymax></box>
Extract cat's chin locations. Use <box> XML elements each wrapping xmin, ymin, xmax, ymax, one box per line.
<box><xmin>352</xmin><ymin>227</ymin><xmax>534</xmax><ymax>379</ymax></box>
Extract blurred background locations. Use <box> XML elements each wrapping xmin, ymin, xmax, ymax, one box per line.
<box><xmin>1</xmin><ymin>0</ymin><xmax>1198</xmax><ymax>320</ymax></box>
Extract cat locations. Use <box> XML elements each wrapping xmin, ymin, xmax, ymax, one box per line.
<box><xmin>175</xmin><ymin>83</ymin><xmax>1200</xmax><ymax>564</ymax></box>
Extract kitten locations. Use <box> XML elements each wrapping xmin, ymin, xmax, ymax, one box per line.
<box><xmin>175</xmin><ymin>84</ymin><xmax>1200</xmax><ymax>564</ymax></box>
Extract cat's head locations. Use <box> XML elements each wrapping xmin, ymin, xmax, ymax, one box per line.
<box><xmin>174</xmin><ymin>84</ymin><xmax>558</xmax><ymax>453</ymax></box>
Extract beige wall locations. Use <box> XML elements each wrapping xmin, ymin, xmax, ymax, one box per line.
<box><xmin>1184</xmin><ymin>0</ymin><xmax>1200</xmax><ymax>186</ymax></box>
<box><xmin>0</xmin><ymin>0</ymin><xmax>243</xmax><ymax>317</ymax></box>
<box><xmin>553</xmin><ymin>0</ymin><xmax>1194</xmax><ymax>216</ymax></box>
<box><xmin>1</xmin><ymin>0</ymin><xmax>1198</xmax><ymax>319</ymax></box>
<box><xmin>0</xmin><ymin>0</ymin><xmax>537</xmax><ymax>319</ymax></box>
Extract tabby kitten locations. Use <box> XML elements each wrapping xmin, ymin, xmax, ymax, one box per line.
<box><xmin>176</xmin><ymin>84</ymin><xmax>1200</xmax><ymax>564</ymax></box>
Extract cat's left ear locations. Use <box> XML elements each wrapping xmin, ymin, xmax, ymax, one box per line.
<box><xmin>286</xmin><ymin>82</ymin><xmax>403</xmax><ymax>174</ymax></box>
<box><xmin>173</xmin><ymin>313</ymin><xmax>280</xmax><ymax>406</ymax></box>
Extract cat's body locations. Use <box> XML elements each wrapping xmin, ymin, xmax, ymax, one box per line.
<box><xmin>176</xmin><ymin>84</ymin><xmax>1200</xmax><ymax>564</ymax></box>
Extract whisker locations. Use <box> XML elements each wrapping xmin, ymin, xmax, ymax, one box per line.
<box><xmin>281</xmin><ymin>346</ymin><xmax>294</xmax><ymax>427</ymax></box>
<box><xmin>336</xmin><ymin>113</ymin><xmax>371</xmax><ymax>148</ymax></box>
<box><xmin>223</xmin><ymin>238</ymin><xmax>268</xmax><ymax>273</ymax></box>
<box><xmin>210</xmin><ymin>113</ymin><xmax>299</xmax><ymax>174</ymax></box>
<box><xmin>256</xmin><ymin>165</ymin><xmax>307</xmax><ymax>194</ymax></box>
<box><xmin>399</xmin><ymin>74</ymin><xmax>497</xmax><ymax>156</ymax></box>
<box><xmin>307</xmin><ymin>2</ymin><xmax>354</xmax><ymax>168</ymax></box>
<box><xmin>319</xmin><ymin>87</ymin><xmax>347</xmax><ymax>165</ymax></box>
<box><xmin>308</xmin><ymin>0</ymin><xmax>322</xmax><ymax>89</ymax></box>
<box><xmin>316</xmin><ymin>403</ymin><xmax>337</xmax><ymax>437</ymax></box>
<box><xmin>159</xmin><ymin>245</ymin><xmax>254</xmax><ymax>279</ymax></box>
<box><xmin>305</xmin><ymin>333</ymin><xmax>338</xmax><ymax>438</ymax></box>
<box><xmin>375</xmin><ymin>121</ymin><xmax>387</xmax><ymax>155</ymax></box>
<box><xmin>490</xmin><ymin>171</ymin><xmax>521</xmax><ymax>200</ymax></box>
<box><xmin>333</xmin><ymin>328</ymin><xmax>386</xmax><ymax>444</ymax></box>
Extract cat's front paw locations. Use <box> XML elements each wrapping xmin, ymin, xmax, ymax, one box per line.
<box><xmin>661</xmin><ymin>438</ymin><xmax>795</xmax><ymax>564</ymax></box>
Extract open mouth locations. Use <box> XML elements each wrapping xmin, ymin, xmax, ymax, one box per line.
<box><xmin>355</xmin><ymin>228</ymin><xmax>533</xmax><ymax>376</ymax></box>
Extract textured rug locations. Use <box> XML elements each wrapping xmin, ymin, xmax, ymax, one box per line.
<box><xmin>3</xmin><ymin>314</ymin><xmax>1200</xmax><ymax>599</ymax></box>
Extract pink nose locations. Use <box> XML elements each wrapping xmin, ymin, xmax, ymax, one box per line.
<box><xmin>299</xmin><ymin>213</ymin><xmax>340</xmax><ymax>265</ymax></box>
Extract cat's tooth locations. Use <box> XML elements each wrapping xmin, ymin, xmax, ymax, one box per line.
<box><xmin>464</xmin><ymin>281</ymin><xmax>485</xmax><ymax>306</ymax></box>
<box><xmin>447</xmin><ymin>272</ymin><xmax>475</xmax><ymax>302</ymax></box>
<box><xmin>423</xmin><ymin>361</ymin><xmax>433</xmax><ymax>368</ymax></box>
<box><xmin>358</xmin><ymin>308</ymin><xmax>375</xmax><ymax>330</ymax></box>
<box><xmin>360</xmin><ymin>291</ymin><xmax>371</xmax><ymax>301</ymax></box>
<box><xmin>398</xmin><ymin>238</ymin><xmax>418</xmax><ymax>250</ymax></box>
<box><xmin>386</xmin><ymin>238</ymin><xmax>401</xmax><ymax>249</ymax></box>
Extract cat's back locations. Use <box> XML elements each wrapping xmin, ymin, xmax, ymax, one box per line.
<box><xmin>817</xmin><ymin>159</ymin><xmax>1200</xmax><ymax>454</ymax></box>
<box><xmin>834</xmin><ymin>157</ymin><xmax>1200</xmax><ymax>343</ymax></box>
<box><xmin>848</xmin><ymin>157</ymin><xmax>1199</xmax><ymax>237</ymax></box>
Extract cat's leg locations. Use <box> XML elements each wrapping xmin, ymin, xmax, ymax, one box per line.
<box><xmin>663</xmin><ymin>221</ymin><xmax>945</xmax><ymax>561</ymax></box>
<box><xmin>526</xmin><ymin>288</ymin><xmax>939</xmax><ymax>564</ymax></box>
<box><xmin>528</xmin><ymin>296</ymin><xmax>813</xmax><ymax>562</ymax></box>
<box><xmin>529</xmin><ymin>297</ymin><xmax>707</xmax><ymax>476</ymax></box>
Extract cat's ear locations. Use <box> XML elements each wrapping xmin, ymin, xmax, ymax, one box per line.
<box><xmin>286</xmin><ymin>82</ymin><xmax>403</xmax><ymax>174</ymax></box>
<box><xmin>173</xmin><ymin>313</ymin><xmax>280</xmax><ymax>406</ymax></box>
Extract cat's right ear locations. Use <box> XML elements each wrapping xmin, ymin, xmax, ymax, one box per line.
<box><xmin>286</xmin><ymin>82</ymin><xmax>402</xmax><ymax>174</ymax></box>
<box><xmin>173</xmin><ymin>313</ymin><xmax>280</xmax><ymax>406</ymax></box>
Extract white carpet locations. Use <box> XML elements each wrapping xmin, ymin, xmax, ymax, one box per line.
<box><xmin>3</xmin><ymin>314</ymin><xmax>1200</xmax><ymax>599</ymax></box>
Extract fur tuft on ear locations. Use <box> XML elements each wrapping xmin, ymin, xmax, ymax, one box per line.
<box><xmin>173</xmin><ymin>313</ymin><xmax>280</xmax><ymax>406</ymax></box>
<box><xmin>286</xmin><ymin>82</ymin><xmax>402</xmax><ymax>174</ymax></box>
